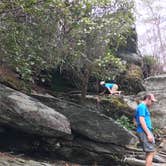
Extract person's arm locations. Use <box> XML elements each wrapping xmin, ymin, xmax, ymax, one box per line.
<box><xmin>133</xmin><ymin>117</ymin><xmax>137</xmax><ymax>127</ymax></box>
<box><xmin>139</xmin><ymin>116</ymin><xmax>153</xmax><ymax>142</ymax></box>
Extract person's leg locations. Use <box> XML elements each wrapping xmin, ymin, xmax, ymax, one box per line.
<box><xmin>111</xmin><ymin>84</ymin><xmax>121</xmax><ymax>95</ymax></box>
<box><xmin>138</xmin><ymin>132</ymin><xmax>156</xmax><ymax>166</ymax></box>
<box><xmin>143</xmin><ymin>132</ymin><xmax>155</xmax><ymax>166</ymax></box>
<box><xmin>146</xmin><ymin>152</ymin><xmax>155</xmax><ymax>166</ymax></box>
<box><xmin>99</xmin><ymin>89</ymin><xmax>106</xmax><ymax>95</ymax></box>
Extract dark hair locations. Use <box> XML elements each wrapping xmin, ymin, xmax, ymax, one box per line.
<box><xmin>143</xmin><ymin>94</ymin><xmax>152</xmax><ymax>100</ymax></box>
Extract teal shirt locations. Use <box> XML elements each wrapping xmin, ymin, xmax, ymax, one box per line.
<box><xmin>135</xmin><ymin>103</ymin><xmax>152</xmax><ymax>133</ymax></box>
<box><xmin>104</xmin><ymin>83</ymin><xmax>114</xmax><ymax>88</ymax></box>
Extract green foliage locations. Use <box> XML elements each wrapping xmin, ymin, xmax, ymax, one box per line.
<box><xmin>0</xmin><ymin>0</ymin><xmax>134</xmax><ymax>96</ymax></box>
<box><xmin>0</xmin><ymin>0</ymin><xmax>60</xmax><ymax>81</ymax></box>
<box><xmin>127</xmin><ymin>64</ymin><xmax>143</xmax><ymax>79</ymax></box>
<box><xmin>94</xmin><ymin>51</ymin><xmax>126</xmax><ymax>80</ymax></box>
<box><xmin>116</xmin><ymin>64</ymin><xmax>145</xmax><ymax>95</ymax></box>
<box><xmin>116</xmin><ymin>115</ymin><xmax>135</xmax><ymax>130</ymax></box>
<box><xmin>143</xmin><ymin>55</ymin><xmax>156</xmax><ymax>67</ymax></box>
<box><xmin>142</xmin><ymin>55</ymin><xmax>159</xmax><ymax>77</ymax></box>
<box><xmin>153</xmin><ymin>127</ymin><xmax>160</xmax><ymax>135</ymax></box>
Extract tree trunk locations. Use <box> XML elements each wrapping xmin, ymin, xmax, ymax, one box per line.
<box><xmin>81</xmin><ymin>66</ymin><xmax>91</xmax><ymax>102</ymax></box>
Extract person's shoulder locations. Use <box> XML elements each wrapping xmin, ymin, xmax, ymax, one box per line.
<box><xmin>137</xmin><ymin>103</ymin><xmax>146</xmax><ymax>109</ymax></box>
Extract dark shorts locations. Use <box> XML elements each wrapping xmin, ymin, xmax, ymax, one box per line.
<box><xmin>137</xmin><ymin>132</ymin><xmax>156</xmax><ymax>152</ymax></box>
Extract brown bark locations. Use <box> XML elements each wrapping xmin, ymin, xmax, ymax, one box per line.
<box><xmin>81</xmin><ymin>66</ymin><xmax>91</xmax><ymax>102</ymax></box>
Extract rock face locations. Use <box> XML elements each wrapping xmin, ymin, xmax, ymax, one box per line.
<box><xmin>123</xmin><ymin>74</ymin><xmax>166</xmax><ymax>129</ymax></box>
<box><xmin>32</xmin><ymin>93</ymin><xmax>138</xmax><ymax>164</ymax></box>
<box><xmin>116</xmin><ymin>26</ymin><xmax>142</xmax><ymax>66</ymax></box>
<box><xmin>118</xmin><ymin>52</ymin><xmax>142</xmax><ymax>66</ymax></box>
<box><xmin>0</xmin><ymin>83</ymin><xmax>138</xmax><ymax>165</ymax></box>
<box><xmin>139</xmin><ymin>74</ymin><xmax>166</xmax><ymax>128</ymax></box>
<box><xmin>116</xmin><ymin>64</ymin><xmax>145</xmax><ymax>95</ymax></box>
<box><xmin>33</xmin><ymin>94</ymin><xmax>137</xmax><ymax>146</ymax></box>
<box><xmin>0</xmin><ymin>152</ymin><xmax>78</xmax><ymax>166</ymax></box>
<box><xmin>144</xmin><ymin>74</ymin><xmax>166</xmax><ymax>91</ymax></box>
<box><xmin>0</xmin><ymin>83</ymin><xmax>71</xmax><ymax>137</ymax></box>
<box><xmin>0</xmin><ymin>154</ymin><xmax>52</xmax><ymax>166</ymax></box>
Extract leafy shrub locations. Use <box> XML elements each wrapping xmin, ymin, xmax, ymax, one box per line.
<box><xmin>142</xmin><ymin>55</ymin><xmax>163</xmax><ymax>78</ymax></box>
<box><xmin>116</xmin><ymin>115</ymin><xmax>135</xmax><ymax>130</ymax></box>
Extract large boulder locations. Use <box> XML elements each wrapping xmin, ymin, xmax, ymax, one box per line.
<box><xmin>116</xmin><ymin>64</ymin><xmax>145</xmax><ymax>95</ymax></box>
<box><xmin>136</xmin><ymin>74</ymin><xmax>166</xmax><ymax>128</ymax></box>
<box><xmin>30</xmin><ymin>93</ymin><xmax>138</xmax><ymax>164</ymax></box>
<box><xmin>143</xmin><ymin>74</ymin><xmax>166</xmax><ymax>91</ymax></box>
<box><xmin>97</xmin><ymin>95</ymin><xmax>135</xmax><ymax>119</ymax></box>
<box><xmin>0</xmin><ymin>83</ymin><xmax>71</xmax><ymax>137</ymax></box>
<box><xmin>0</xmin><ymin>152</ymin><xmax>79</xmax><ymax>166</ymax></box>
<box><xmin>117</xmin><ymin>52</ymin><xmax>142</xmax><ymax>66</ymax></box>
<box><xmin>32</xmin><ymin>93</ymin><xmax>137</xmax><ymax>146</ymax></box>
<box><xmin>0</xmin><ymin>83</ymin><xmax>138</xmax><ymax>165</ymax></box>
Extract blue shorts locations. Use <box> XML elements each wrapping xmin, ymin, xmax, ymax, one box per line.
<box><xmin>137</xmin><ymin>132</ymin><xmax>156</xmax><ymax>152</ymax></box>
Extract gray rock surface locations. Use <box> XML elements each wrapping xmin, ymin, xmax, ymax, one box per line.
<box><xmin>137</xmin><ymin>90</ymin><xmax>166</xmax><ymax>128</ymax></box>
<box><xmin>30</xmin><ymin>93</ymin><xmax>138</xmax><ymax>164</ymax></box>
<box><xmin>123</xmin><ymin>74</ymin><xmax>166</xmax><ymax>129</ymax></box>
<box><xmin>0</xmin><ymin>153</ymin><xmax>78</xmax><ymax>166</ymax></box>
<box><xmin>144</xmin><ymin>74</ymin><xmax>166</xmax><ymax>91</ymax></box>
<box><xmin>0</xmin><ymin>84</ymin><xmax>71</xmax><ymax>137</ymax></box>
<box><xmin>123</xmin><ymin>95</ymin><xmax>138</xmax><ymax>110</ymax></box>
<box><xmin>0</xmin><ymin>83</ymin><xmax>138</xmax><ymax>165</ymax></box>
<box><xmin>0</xmin><ymin>155</ymin><xmax>51</xmax><ymax>166</ymax></box>
<box><xmin>33</xmin><ymin>94</ymin><xmax>137</xmax><ymax>146</ymax></box>
<box><xmin>118</xmin><ymin>52</ymin><xmax>142</xmax><ymax>65</ymax></box>
<box><xmin>138</xmin><ymin>74</ymin><xmax>166</xmax><ymax>128</ymax></box>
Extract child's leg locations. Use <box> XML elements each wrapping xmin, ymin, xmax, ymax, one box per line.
<box><xmin>111</xmin><ymin>84</ymin><xmax>121</xmax><ymax>94</ymax></box>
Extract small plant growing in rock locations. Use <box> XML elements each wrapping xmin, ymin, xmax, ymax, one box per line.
<box><xmin>116</xmin><ymin>115</ymin><xmax>135</xmax><ymax>131</ymax></box>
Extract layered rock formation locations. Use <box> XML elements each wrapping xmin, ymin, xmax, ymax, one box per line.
<box><xmin>122</xmin><ymin>74</ymin><xmax>166</xmax><ymax>129</ymax></box>
<box><xmin>1</xmin><ymin>73</ymin><xmax>166</xmax><ymax>165</ymax></box>
<box><xmin>139</xmin><ymin>74</ymin><xmax>166</xmax><ymax>128</ymax></box>
<box><xmin>0</xmin><ymin>84</ymin><xmax>71</xmax><ymax>137</ymax></box>
<box><xmin>0</xmin><ymin>83</ymin><xmax>137</xmax><ymax>165</ymax></box>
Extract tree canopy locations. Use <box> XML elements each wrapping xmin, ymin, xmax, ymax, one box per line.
<box><xmin>0</xmin><ymin>0</ymin><xmax>134</xmax><ymax>98</ymax></box>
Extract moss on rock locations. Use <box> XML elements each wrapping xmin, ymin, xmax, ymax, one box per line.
<box><xmin>116</xmin><ymin>64</ymin><xmax>145</xmax><ymax>95</ymax></box>
<box><xmin>98</xmin><ymin>95</ymin><xmax>134</xmax><ymax>120</ymax></box>
<box><xmin>0</xmin><ymin>66</ymin><xmax>29</xmax><ymax>92</ymax></box>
